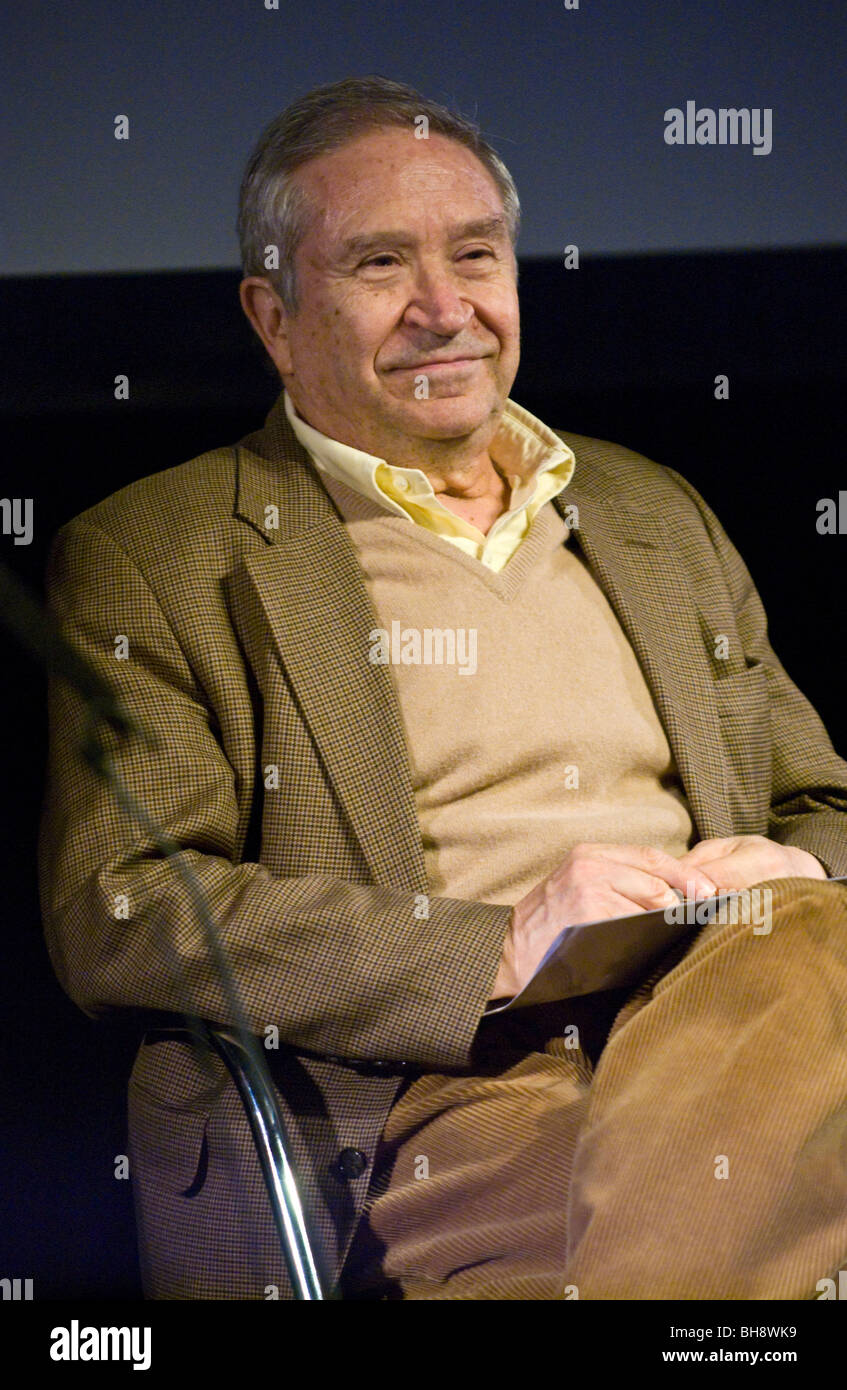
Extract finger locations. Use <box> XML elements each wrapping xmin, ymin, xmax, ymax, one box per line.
<box><xmin>677</xmin><ymin>850</ymin><xmax>769</xmax><ymax>892</ymax></box>
<box><xmin>678</xmin><ymin>837</ymin><xmax>737</xmax><ymax>867</ymax></box>
<box><xmin>591</xmin><ymin>862</ymin><xmax>713</xmax><ymax>914</ymax></box>
<box><xmin>590</xmin><ymin>844</ymin><xmax>718</xmax><ymax>900</ymax></box>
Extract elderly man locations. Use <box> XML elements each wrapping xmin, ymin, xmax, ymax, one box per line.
<box><xmin>39</xmin><ymin>76</ymin><xmax>847</xmax><ymax>1301</ymax></box>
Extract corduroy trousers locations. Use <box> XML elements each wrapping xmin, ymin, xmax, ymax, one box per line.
<box><xmin>343</xmin><ymin>877</ymin><xmax>847</xmax><ymax>1299</ymax></box>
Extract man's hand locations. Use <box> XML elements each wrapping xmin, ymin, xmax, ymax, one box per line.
<box><xmin>491</xmin><ymin>843</ymin><xmax>719</xmax><ymax>1001</ymax></box>
<box><xmin>676</xmin><ymin>834</ymin><xmax>828</xmax><ymax>892</ymax></box>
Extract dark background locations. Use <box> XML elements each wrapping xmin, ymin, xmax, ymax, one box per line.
<box><xmin>1</xmin><ymin>0</ymin><xmax>845</xmax><ymax>1301</ymax></box>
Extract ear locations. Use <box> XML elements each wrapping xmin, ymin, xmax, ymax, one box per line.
<box><xmin>239</xmin><ymin>277</ymin><xmax>294</xmax><ymax>375</ymax></box>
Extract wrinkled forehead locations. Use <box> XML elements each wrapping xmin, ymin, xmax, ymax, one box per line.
<box><xmin>293</xmin><ymin>129</ymin><xmax>507</xmax><ymax>251</ymax></box>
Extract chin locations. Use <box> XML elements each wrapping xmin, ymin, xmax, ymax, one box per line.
<box><xmin>395</xmin><ymin>395</ymin><xmax>499</xmax><ymax>439</ymax></box>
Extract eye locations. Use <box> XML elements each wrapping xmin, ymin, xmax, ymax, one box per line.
<box><xmin>457</xmin><ymin>248</ymin><xmax>499</xmax><ymax>268</ymax></box>
<box><xmin>361</xmin><ymin>254</ymin><xmax>399</xmax><ymax>268</ymax></box>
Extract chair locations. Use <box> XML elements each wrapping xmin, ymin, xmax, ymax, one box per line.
<box><xmin>143</xmin><ymin>1017</ymin><xmax>325</xmax><ymax>1300</ymax></box>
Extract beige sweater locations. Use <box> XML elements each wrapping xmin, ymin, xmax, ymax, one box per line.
<box><xmin>322</xmin><ymin>473</ymin><xmax>694</xmax><ymax>906</ymax></box>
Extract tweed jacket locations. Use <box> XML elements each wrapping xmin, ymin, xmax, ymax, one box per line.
<box><xmin>38</xmin><ymin>390</ymin><xmax>847</xmax><ymax>1299</ymax></box>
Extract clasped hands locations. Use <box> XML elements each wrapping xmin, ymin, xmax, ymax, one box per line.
<box><xmin>492</xmin><ymin>835</ymin><xmax>827</xmax><ymax>1001</ymax></box>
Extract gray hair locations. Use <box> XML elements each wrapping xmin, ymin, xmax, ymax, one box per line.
<box><xmin>237</xmin><ymin>75</ymin><xmax>521</xmax><ymax>314</ymax></box>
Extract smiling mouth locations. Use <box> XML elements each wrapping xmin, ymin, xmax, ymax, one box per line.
<box><xmin>392</xmin><ymin>357</ymin><xmax>485</xmax><ymax>370</ymax></box>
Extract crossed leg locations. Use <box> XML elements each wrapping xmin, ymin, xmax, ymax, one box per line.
<box><xmin>349</xmin><ymin>877</ymin><xmax>847</xmax><ymax>1300</ymax></box>
<box><xmin>564</xmin><ymin>876</ymin><xmax>847</xmax><ymax>1299</ymax></box>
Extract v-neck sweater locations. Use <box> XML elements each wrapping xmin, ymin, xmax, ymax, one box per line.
<box><xmin>319</xmin><ymin>470</ymin><xmax>694</xmax><ymax>906</ymax></box>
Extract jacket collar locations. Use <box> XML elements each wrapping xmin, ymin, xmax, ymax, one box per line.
<box><xmin>234</xmin><ymin>390</ymin><xmax>337</xmax><ymax>541</ymax></box>
<box><xmin>234</xmin><ymin>394</ymin><xmax>430</xmax><ymax>888</ymax></box>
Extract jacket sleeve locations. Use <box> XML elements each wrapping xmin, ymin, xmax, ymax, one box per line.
<box><xmin>665</xmin><ymin>466</ymin><xmax>847</xmax><ymax>876</ymax></box>
<box><xmin>37</xmin><ymin>518</ymin><xmax>512</xmax><ymax>1071</ymax></box>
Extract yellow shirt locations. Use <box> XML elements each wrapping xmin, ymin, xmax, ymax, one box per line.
<box><xmin>283</xmin><ymin>388</ymin><xmax>575</xmax><ymax>573</ymax></box>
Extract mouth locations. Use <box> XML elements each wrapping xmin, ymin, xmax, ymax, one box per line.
<box><xmin>390</xmin><ymin>356</ymin><xmax>487</xmax><ymax>372</ymax></box>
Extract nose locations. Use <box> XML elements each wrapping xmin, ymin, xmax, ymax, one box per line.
<box><xmin>401</xmin><ymin>263</ymin><xmax>475</xmax><ymax>336</ymax></box>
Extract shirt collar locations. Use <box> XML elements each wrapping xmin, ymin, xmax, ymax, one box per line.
<box><xmin>282</xmin><ymin>388</ymin><xmax>575</xmax><ymax>519</ymax></box>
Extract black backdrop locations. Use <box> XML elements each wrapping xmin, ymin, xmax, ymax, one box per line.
<box><xmin>1</xmin><ymin>247</ymin><xmax>845</xmax><ymax>1296</ymax></box>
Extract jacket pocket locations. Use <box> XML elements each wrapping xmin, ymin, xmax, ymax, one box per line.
<box><xmin>127</xmin><ymin>1035</ymin><xmax>216</xmax><ymax>1200</ymax></box>
<box><xmin>129</xmin><ymin>1033</ymin><xmax>228</xmax><ymax>1108</ymax></box>
<box><xmin>128</xmin><ymin>1084</ymin><xmax>210</xmax><ymax>1197</ymax></box>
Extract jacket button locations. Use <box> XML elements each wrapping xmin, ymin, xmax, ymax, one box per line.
<box><xmin>334</xmin><ymin>1147</ymin><xmax>368</xmax><ymax>1180</ymax></box>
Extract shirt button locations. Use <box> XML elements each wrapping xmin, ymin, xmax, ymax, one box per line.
<box><xmin>334</xmin><ymin>1147</ymin><xmax>369</xmax><ymax>1181</ymax></box>
<box><xmin>394</xmin><ymin>477</ymin><xmax>410</xmax><ymax>492</ymax></box>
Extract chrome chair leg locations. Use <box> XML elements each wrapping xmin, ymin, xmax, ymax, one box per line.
<box><xmin>144</xmin><ymin>1019</ymin><xmax>325</xmax><ymax>1300</ymax></box>
<box><xmin>203</xmin><ymin>1025</ymin><xmax>325</xmax><ymax>1301</ymax></box>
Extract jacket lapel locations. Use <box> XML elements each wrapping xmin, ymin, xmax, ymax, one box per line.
<box><xmin>553</xmin><ymin>463</ymin><xmax>729</xmax><ymax>840</ymax></box>
<box><xmin>233</xmin><ymin>395</ymin><xmax>427</xmax><ymax>891</ymax></box>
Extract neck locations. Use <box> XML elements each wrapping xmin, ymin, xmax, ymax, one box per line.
<box><xmin>426</xmin><ymin>450</ymin><xmax>512</xmax><ymax>534</ymax></box>
<box><xmin>286</xmin><ymin>388</ymin><xmax>513</xmax><ymax>532</ymax></box>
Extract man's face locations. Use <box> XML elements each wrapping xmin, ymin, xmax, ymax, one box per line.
<box><xmin>267</xmin><ymin>126</ymin><xmax>521</xmax><ymax>462</ymax></box>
